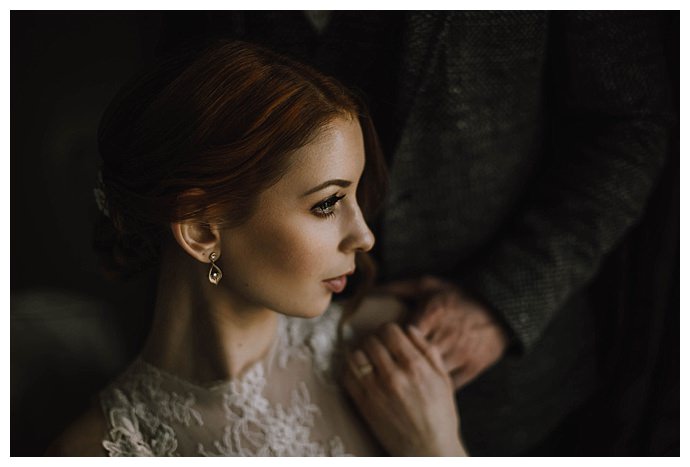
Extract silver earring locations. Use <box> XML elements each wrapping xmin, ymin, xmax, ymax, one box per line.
<box><xmin>208</xmin><ymin>251</ymin><xmax>223</xmax><ymax>285</ymax></box>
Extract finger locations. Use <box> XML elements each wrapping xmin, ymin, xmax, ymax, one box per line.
<box><xmin>342</xmin><ymin>358</ymin><xmax>390</xmax><ymax>437</ymax></box>
<box><xmin>407</xmin><ymin>324</ymin><xmax>447</xmax><ymax>376</ymax></box>
<box><xmin>433</xmin><ymin>317</ymin><xmax>461</xmax><ymax>344</ymax></box>
<box><xmin>439</xmin><ymin>347</ymin><xmax>467</xmax><ymax>376</ymax></box>
<box><xmin>433</xmin><ymin>324</ymin><xmax>461</xmax><ymax>352</ymax></box>
<box><xmin>342</xmin><ymin>358</ymin><xmax>363</xmax><ymax>396</ymax></box>
<box><xmin>360</xmin><ymin>335</ymin><xmax>398</xmax><ymax>379</ymax></box>
<box><xmin>343</xmin><ymin>350</ymin><xmax>385</xmax><ymax>399</ymax></box>
<box><xmin>410</xmin><ymin>297</ymin><xmax>445</xmax><ymax>337</ymax></box>
<box><xmin>451</xmin><ymin>365</ymin><xmax>481</xmax><ymax>390</ymax></box>
<box><xmin>434</xmin><ymin>328</ymin><xmax>472</xmax><ymax>375</ymax></box>
<box><xmin>347</xmin><ymin>349</ymin><xmax>375</xmax><ymax>380</ymax></box>
<box><xmin>377</xmin><ymin>322</ymin><xmax>422</xmax><ymax>369</ymax></box>
<box><xmin>342</xmin><ymin>354</ymin><xmax>372</xmax><ymax>408</ymax></box>
<box><xmin>450</xmin><ymin>368</ymin><xmax>467</xmax><ymax>391</ymax></box>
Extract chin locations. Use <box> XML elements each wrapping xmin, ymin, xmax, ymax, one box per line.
<box><xmin>288</xmin><ymin>293</ymin><xmax>333</xmax><ymax>319</ymax></box>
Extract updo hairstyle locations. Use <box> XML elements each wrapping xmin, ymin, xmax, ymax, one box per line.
<box><xmin>93</xmin><ymin>40</ymin><xmax>387</xmax><ymax>302</ymax></box>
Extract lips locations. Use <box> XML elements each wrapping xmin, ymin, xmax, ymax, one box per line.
<box><xmin>323</xmin><ymin>275</ymin><xmax>347</xmax><ymax>293</ymax></box>
<box><xmin>323</xmin><ymin>269</ymin><xmax>355</xmax><ymax>294</ymax></box>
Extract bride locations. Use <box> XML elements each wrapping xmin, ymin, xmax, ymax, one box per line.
<box><xmin>49</xmin><ymin>40</ymin><xmax>466</xmax><ymax>457</ymax></box>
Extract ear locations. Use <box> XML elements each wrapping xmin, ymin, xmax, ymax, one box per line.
<box><xmin>170</xmin><ymin>219</ymin><xmax>221</xmax><ymax>264</ymax></box>
<box><xmin>169</xmin><ymin>188</ymin><xmax>222</xmax><ymax>264</ymax></box>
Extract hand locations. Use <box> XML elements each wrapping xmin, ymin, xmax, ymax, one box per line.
<box><xmin>342</xmin><ymin>322</ymin><xmax>467</xmax><ymax>456</ymax></box>
<box><xmin>380</xmin><ymin>276</ymin><xmax>509</xmax><ymax>390</ymax></box>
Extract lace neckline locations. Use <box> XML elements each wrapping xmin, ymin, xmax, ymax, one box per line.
<box><xmin>99</xmin><ymin>304</ymin><xmax>376</xmax><ymax>457</ymax></box>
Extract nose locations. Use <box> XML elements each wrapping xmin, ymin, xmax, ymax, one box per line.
<box><xmin>340</xmin><ymin>201</ymin><xmax>375</xmax><ymax>253</ymax></box>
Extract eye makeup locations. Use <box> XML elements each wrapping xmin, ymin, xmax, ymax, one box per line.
<box><xmin>311</xmin><ymin>194</ymin><xmax>346</xmax><ymax>218</ymax></box>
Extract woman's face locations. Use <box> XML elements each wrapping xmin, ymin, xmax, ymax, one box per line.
<box><xmin>218</xmin><ymin>117</ymin><xmax>375</xmax><ymax>318</ymax></box>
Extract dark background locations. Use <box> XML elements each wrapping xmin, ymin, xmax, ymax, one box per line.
<box><xmin>11</xmin><ymin>12</ymin><xmax>165</xmax><ymax>456</ymax></box>
<box><xmin>10</xmin><ymin>11</ymin><xmax>679</xmax><ymax>456</ymax></box>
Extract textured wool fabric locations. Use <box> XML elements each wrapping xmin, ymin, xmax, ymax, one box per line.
<box><xmin>381</xmin><ymin>11</ymin><xmax>670</xmax><ymax>352</ymax></box>
<box><xmin>375</xmin><ymin>12</ymin><xmax>671</xmax><ymax>454</ymax></box>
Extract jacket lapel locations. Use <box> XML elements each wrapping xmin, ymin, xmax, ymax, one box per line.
<box><xmin>393</xmin><ymin>11</ymin><xmax>451</xmax><ymax>157</ymax></box>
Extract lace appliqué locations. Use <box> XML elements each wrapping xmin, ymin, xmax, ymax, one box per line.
<box><xmin>197</xmin><ymin>364</ymin><xmax>348</xmax><ymax>456</ymax></box>
<box><xmin>101</xmin><ymin>305</ymin><xmax>351</xmax><ymax>456</ymax></box>
<box><xmin>198</xmin><ymin>307</ymin><xmax>349</xmax><ymax>456</ymax></box>
<box><xmin>280</xmin><ymin>305</ymin><xmax>343</xmax><ymax>386</ymax></box>
<box><xmin>101</xmin><ymin>365</ymin><xmax>203</xmax><ymax>456</ymax></box>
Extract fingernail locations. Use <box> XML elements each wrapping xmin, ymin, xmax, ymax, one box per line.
<box><xmin>407</xmin><ymin>324</ymin><xmax>421</xmax><ymax>336</ymax></box>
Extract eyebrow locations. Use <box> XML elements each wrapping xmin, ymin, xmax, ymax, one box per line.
<box><xmin>301</xmin><ymin>179</ymin><xmax>352</xmax><ymax>197</ymax></box>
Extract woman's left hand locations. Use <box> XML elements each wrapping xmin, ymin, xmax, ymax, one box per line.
<box><xmin>342</xmin><ymin>323</ymin><xmax>468</xmax><ymax>456</ymax></box>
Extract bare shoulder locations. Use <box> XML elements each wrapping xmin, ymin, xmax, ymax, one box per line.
<box><xmin>45</xmin><ymin>404</ymin><xmax>109</xmax><ymax>457</ymax></box>
<box><xmin>346</xmin><ymin>293</ymin><xmax>409</xmax><ymax>340</ymax></box>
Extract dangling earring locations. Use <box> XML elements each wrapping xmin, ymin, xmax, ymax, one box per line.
<box><xmin>208</xmin><ymin>251</ymin><xmax>223</xmax><ymax>285</ymax></box>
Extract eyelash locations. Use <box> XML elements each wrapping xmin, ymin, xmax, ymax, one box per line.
<box><xmin>312</xmin><ymin>194</ymin><xmax>346</xmax><ymax>218</ymax></box>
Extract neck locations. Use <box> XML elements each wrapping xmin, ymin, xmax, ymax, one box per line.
<box><xmin>141</xmin><ymin>242</ymin><xmax>279</xmax><ymax>383</ymax></box>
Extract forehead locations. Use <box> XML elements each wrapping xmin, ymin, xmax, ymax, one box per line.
<box><xmin>277</xmin><ymin>117</ymin><xmax>365</xmax><ymax>191</ymax></box>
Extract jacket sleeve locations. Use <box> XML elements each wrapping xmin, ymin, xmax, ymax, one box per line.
<box><xmin>463</xmin><ymin>12</ymin><xmax>674</xmax><ymax>354</ymax></box>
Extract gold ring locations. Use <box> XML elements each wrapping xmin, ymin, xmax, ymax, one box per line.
<box><xmin>355</xmin><ymin>363</ymin><xmax>373</xmax><ymax>378</ymax></box>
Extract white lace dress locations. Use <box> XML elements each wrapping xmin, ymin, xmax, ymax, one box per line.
<box><xmin>99</xmin><ymin>304</ymin><xmax>384</xmax><ymax>456</ymax></box>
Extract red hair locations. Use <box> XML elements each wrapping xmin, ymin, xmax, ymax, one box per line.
<box><xmin>94</xmin><ymin>40</ymin><xmax>386</xmax><ymax>297</ymax></box>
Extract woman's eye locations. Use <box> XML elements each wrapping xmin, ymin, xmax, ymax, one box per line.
<box><xmin>312</xmin><ymin>194</ymin><xmax>346</xmax><ymax>218</ymax></box>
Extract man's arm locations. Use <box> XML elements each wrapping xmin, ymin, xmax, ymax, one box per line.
<box><xmin>462</xmin><ymin>11</ymin><xmax>673</xmax><ymax>354</ymax></box>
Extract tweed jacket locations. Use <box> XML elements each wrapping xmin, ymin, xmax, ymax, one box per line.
<box><xmin>378</xmin><ymin>13</ymin><xmax>670</xmax><ymax>453</ymax></box>
<box><xmin>380</xmin><ymin>11</ymin><xmax>670</xmax><ymax>350</ymax></box>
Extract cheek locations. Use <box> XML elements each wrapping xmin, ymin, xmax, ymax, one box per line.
<box><xmin>231</xmin><ymin>217</ymin><xmax>338</xmax><ymax>285</ymax></box>
<box><xmin>261</xmin><ymin>221</ymin><xmax>335</xmax><ymax>279</ymax></box>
